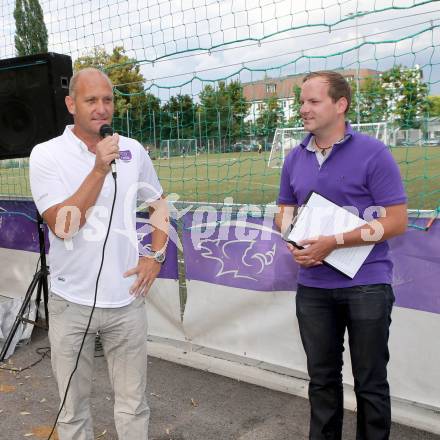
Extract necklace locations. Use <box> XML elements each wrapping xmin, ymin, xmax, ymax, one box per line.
<box><xmin>314</xmin><ymin>139</ymin><xmax>333</xmax><ymax>156</ymax></box>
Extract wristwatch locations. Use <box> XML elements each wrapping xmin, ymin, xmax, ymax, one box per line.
<box><xmin>151</xmin><ymin>250</ymin><xmax>166</xmax><ymax>264</ymax></box>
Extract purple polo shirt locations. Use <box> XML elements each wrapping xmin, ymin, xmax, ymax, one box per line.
<box><xmin>277</xmin><ymin>124</ymin><xmax>407</xmax><ymax>288</ymax></box>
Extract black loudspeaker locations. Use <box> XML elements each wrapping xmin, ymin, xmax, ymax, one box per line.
<box><xmin>0</xmin><ymin>52</ymin><xmax>73</xmax><ymax>160</ymax></box>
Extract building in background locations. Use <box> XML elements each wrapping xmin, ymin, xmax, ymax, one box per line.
<box><xmin>242</xmin><ymin>68</ymin><xmax>380</xmax><ymax>123</ymax></box>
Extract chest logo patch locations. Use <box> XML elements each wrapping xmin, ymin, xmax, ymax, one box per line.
<box><xmin>119</xmin><ymin>150</ymin><xmax>132</xmax><ymax>161</ymax></box>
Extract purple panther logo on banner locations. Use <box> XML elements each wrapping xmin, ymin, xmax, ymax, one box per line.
<box><xmin>182</xmin><ymin>213</ymin><xmax>298</xmax><ymax>291</ymax></box>
<box><xmin>197</xmin><ymin>239</ymin><xmax>276</xmax><ymax>281</ymax></box>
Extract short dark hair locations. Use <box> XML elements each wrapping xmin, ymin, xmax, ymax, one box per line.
<box><xmin>303</xmin><ymin>71</ymin><xmax>351</xmax><ymax>114</ymax></box>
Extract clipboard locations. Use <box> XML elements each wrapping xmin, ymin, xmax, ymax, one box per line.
<box><xmin>282</xmin><ymin>191</ymin><xmax>375</xmax><ymax>278</ymax></box>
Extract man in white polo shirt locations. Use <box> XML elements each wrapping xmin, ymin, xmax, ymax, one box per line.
<box><xmin>29</xmin><ymin>67</ymin><xmax>169</xmax><ymax>440</ymax></box>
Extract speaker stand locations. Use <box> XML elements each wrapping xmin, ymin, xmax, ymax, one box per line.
<box><xmin>0</xmin><ymin>212</ymin><xmax>49</xmax><ymax>361</ymax></box>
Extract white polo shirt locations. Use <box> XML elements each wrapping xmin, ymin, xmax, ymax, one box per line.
<box><xmin>29</xmin><ymin>126</ymin><xmax>163</xmax><ymax>308</ymax></box>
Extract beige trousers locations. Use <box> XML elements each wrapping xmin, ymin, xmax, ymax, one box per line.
<box><xmin>48</xmin><ymin>293</ymin><xmax>149</xmax><ymax>440</ymax></box>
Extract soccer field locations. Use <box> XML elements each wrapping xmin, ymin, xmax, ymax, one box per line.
<box><xmin>154</xmin><ymin>148</ymin><xmax>440</xmax><ymax>209</ymax></box>
<box><xmin>1</xmin><ymin>147</ymin><xmax>439</xmax><ymax>210</ymax></box>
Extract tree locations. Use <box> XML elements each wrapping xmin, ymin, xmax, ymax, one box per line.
<box><xmin>198</xmin><ymin>84</ymin><xmax>219</xmax><ymax>141</ymax></box>
<box><xmin>199</xmin><ymin>80</ymin><xmax>249</xmax><ymax>148</ymax></box>
<box><xmin>380</xmin><ymin>65</ymin><xmax>430</xmax><ymax>128</ymax></box>
<box><xmin>14</xmin><ymin>0</ymin><xmax>48</xmax><ymax>56</ymax></box>
<box><xmin>347</xmin><ymin>76</ymin><xmax>387</xmax><ymax>124</ymax></box>
<box><xmin>160</xmin><ymin>94</ymin><xmax>197</xmax><ymax>141</ymax></box>
<box><xmin>74</xmin><ymin>46</ymin><xmax>158</xmax><ymax>141</ymax></box>
<box><xmin>287</xmin><ymin>85</ymin><xmax>303</xmax><ymax>127</ymax></box>
<box><xmin>427</xmin><ymin>96</ymin><xmax>440</xmax><ymax>117</ymax></box>
<box><xmin>141</xmin><ymin>93</ymin><xmax>161</xmax><ymax>146</ymax></box>
<box><xmin>226</xmin><ymin>81</ymin><xmax>250</xmax><ymax>140</ymax></box>
<box><xmin>255</xmin><ymin>94</ymin><xmax>284</xmax><ymax>136</ymax></box>
<box><xmin>343</xmin><ymin>67</ymin><xmax>429</xmax><ymax>127</ymax></box>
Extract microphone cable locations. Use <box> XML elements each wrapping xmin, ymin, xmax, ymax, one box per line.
<box><xmin>47</xmin><ymin>172</ymin><xmax>117</xmax><ymax>440</ymax></box>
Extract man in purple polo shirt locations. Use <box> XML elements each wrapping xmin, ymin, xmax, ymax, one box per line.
<box><xmin>275</xmin><ymin>71</ymin><xmax>407</xmax><ymax>440</ymax></box>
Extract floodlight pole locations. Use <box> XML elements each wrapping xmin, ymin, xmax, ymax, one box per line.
<box><xmin>153</xmin><ymin>110</ymin><xmax>157</xmax><ymax>148</ymax></box>
<box><xmin>346</xmin><ymin>9</ymin><xmax>366</xmax><ymax>128</ymax></box>
<box><xmin>198</xmin><ymin>111</ymin><xmax>202</xmax><ymax>153</ymax></box>
<box><xmin>355</xmin><ymin>13</ymin><xmax>361</xmax><ymax>127</ymax></box>
<box><xmin>217</xmin><ymin>111</ymin><xmax>221</xmax><ymax>152</ymax></box>
<box><xmin>126</xmin><ymin>108</ymin><xmax>130</xmax><ymax>137</ymax></box>
<box><xmin>176</xmin><ymin>112</ymin><xmax>180</xmax><ymax>140</ymax></box>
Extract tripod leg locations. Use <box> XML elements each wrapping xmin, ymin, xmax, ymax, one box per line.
<box><xmin>42</xmin><ymin>271</ymin><xmax>50</xmax><ymax>328</ymax></box>
<box><xmin>37</xmin><ymin>211</ymin><xmax>50</xmax><ymax>328</ymax></box>
<box><xmin>34</xmin><ymin>275</ymin><xmax>49</xmax><ymax>327</ymax></box>
<box><xmin>0</xmin><ymin>271</ymin><xmax>42</xmax><ymax>361</ymax></box>
<box><xmin>35</xmin><ymin>277</ymin><xmax>43</xmax><ymax>322</ymax></box>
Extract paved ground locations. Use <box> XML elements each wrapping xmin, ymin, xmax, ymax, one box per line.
<box><xmin>1</xmin><ymin>328</ymin><xmax>439</xmax><ymax>440</ymax></box>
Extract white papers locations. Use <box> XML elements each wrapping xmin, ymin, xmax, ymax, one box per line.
<box><xmin>286</xmin><ymin>192</ymin><xmax>374</xmax><ymax>278</ymax></box>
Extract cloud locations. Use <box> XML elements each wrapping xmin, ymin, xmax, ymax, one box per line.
<box><xmin>1</xmin><ymin>0</ymin><xmax>439</xmax><ymax>93</ymax></box>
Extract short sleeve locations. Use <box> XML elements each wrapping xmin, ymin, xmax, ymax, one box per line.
<box><xmin>29</xmin><ymin>145</ymin><xmax>69</xmax><ymax>215</ymax></box>
<box><xmin>137</xmin><ymin>143</ymin><xmax>163</xmax><ymax>202</ymax></box>
<box><xmin>277</xmin><ymin>157</ymin><xmax>297</xmax><ymax>205</ymax></box>
<box><xmin>367</xmin><ymin>147</ymin><xmax>407</xmax><ymax>207</ymax></box>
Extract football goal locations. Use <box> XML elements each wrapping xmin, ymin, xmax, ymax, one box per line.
<box><xmin>159</xmin><ymin>139</ymin><xmax>197</xmax><ymax>158</ymax></box>
<box><xmin>267</xmin><ymin>122</ymin><xmax>389</xmax><ymax>168</ymax></box>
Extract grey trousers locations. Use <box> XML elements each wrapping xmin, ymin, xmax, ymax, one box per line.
<box><xmin>48</xmin><ymin>293</ymin><xmax>150</xmax><ymax>440</ymax></box>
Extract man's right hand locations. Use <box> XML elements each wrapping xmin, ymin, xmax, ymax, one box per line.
<box><xmin>94</xmin><ymin>133</ymin><xmax>120</xmax><ymax>175</ymax></box>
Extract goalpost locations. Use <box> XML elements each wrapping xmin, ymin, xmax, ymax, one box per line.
<box><xmin>159</xmin><ymin>139</ymin><xmax>197</xmax><ymax>158</ymax></box>
<box><xmin>267</xmin><ymin>122</ymin><xmax>389</xmax><ymax>168</ymax></box>
<box><xmin>354</xmin><ymin>122</ymin><xmax>389</xmax><ymax>145</ymax></box>
<box><xmin>267</xmin><ymin>128</ymin><xmax>305</xmax><ymax>168</ymax></box>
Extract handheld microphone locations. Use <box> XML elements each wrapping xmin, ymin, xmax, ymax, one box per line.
<box><xmin>99</xmin><ymin>124</ymin><xmax>117</xmax><ymax>178</ymax></box>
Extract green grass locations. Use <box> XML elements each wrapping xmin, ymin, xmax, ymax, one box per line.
<box><xmin>155</xmin><ymin>152</ymin><xmax>280</xmax><ymax>205</ymax></box>
<box><xmin>391</xmin><ymin>147</ymin><xmax>440</xmax><ymax>211</ymax></box>
<box><xmin>1</xmin><ymin>147</ymin><xmax>439</xmax><ymax>210</ymax></box>
<box><xmin>0</xmin><ymin>161</ymin><xmax>32</xmax><ymax>198</ymax></box>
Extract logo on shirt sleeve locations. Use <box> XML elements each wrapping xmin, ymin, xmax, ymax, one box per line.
<box><xmin>119</xmin><ymin>150</ymin><xmax>132</xmax><ymax>162</ymax></box>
